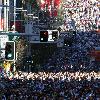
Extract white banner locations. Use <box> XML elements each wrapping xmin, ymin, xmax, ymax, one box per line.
<box><xmin>0</xmin><ymin>35</ymin><xmax>9</xmax><ymax>49</ymax></box>
<box><xmin>0</xmin><ymin>35</ymin><xmax>8</xmax><ymax>58</ymax></box>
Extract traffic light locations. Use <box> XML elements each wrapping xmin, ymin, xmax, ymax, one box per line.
<box><xmin>5</xmin><ymin>41</ymin><xmax>15</xmax><ymax>61</ymax></box>
<box><xmin>64</xmin><ymin>39</ymin><xmax>73</xmax><ymax>46</ymax></box>
<box><xmin>26</xmin><ymin>56</ymin><xmax>33</xmax><ymax>64</ymax></box>
<box><xmin>73</xmin><ymin>31</ymin><xmax>76</xmax><ymax>36</ymax></box>
<box><xmin>52</xmin><ymin>31</ymin><xmax>58</xmax><ymax>41</ymax></box>
<box><xmin>16</xmin><ymin>11</ymin><xmax>22</xmax><ymax>20</ymax></box>
<box><xmin>40</xmin><ymin>31</ymin><xmax>48</xmax><ymax>42</ymax></box>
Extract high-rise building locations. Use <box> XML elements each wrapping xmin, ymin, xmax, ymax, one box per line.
<box><xmin>0</xmin><ymin>0</ymin><xmax>3</xmax><ymax>31</ymax></box>
<box><xmin>9</xmin><ymin>0</ymin><xmax>25</xmax><ymax>33</ymax></box>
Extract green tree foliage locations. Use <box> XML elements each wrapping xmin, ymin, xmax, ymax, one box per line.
<box><xmin>16</xmin><ymin>37</ymin><xmax>28</xmax><ymax>70</ymax></box>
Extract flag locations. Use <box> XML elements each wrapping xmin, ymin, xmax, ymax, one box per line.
<box><xmin>40</xmin><ymin>0</ymin><xmax>45</xmax><ymax>10</ymax></box>
<box><xmin>53</xmin><ymin>9</ymin><xmax>58</xmax><ymax>16</ymax></box>
<box><xmin>54</xmin><ymin>0</ymin><xmax>61</xmax><ymax>8</ymax></box>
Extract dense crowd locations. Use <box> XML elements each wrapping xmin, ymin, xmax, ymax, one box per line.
<box><xmin>1</xmin><ymin>24</ymin><xmax>100</xmax><ymax>100</ymax></box>
<box><xmin>0</xmin><ymin>1</ymin><xmax>100</xmax><ymax>100</ymax></box>
<box><xmin>0</xmin><ymin>71</ymin><xmax>100</xmax><ymax>99</ymax></box>
<box><xmin>63</xmin><ymin>0</ymin><xmax>100</xmax><ymax>31</ymax></box>
<box><xmin>44</xmin><ymin>30</ymin><xmax>100</xmax><ymax>72</ymax></box>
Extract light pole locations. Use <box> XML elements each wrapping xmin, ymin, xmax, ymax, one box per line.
<box><xmin>0</xmin><ymin>6</ymin><xmax>2</xmax><ymax>31</ymax></box>
<box><xmin>14</xmin><ymin>0</ymin><xmax>16</xmax><ymax>32</ymax></box>
<box><xmin>2</xmin><ymin>0</ymin><xmax>9</xmax><ymax>31</ymax></box>
<box><xmin>4</xmin><ymin>0</ymin><xmax>6</xmax><ymax>31</ymax></box>
<box><xmin>0</xmin><ymin>0</ymin><xmax>2</xmax><ymax>31</ymax></box>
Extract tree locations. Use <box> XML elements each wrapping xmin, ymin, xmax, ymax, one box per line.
<box><xmin>16</xmin><ymin>37</ymin><xmax>28</xmax><ymax>70</ymax></box>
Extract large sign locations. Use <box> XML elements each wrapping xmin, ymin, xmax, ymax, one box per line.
<box><xmin>0</xmin><ymin>35</ymin><xmax>9</xmax><ymax>58</ymax></box>
<box><xmin>48</xmin><ymin>30</ymin><xmax>59</xmax><ymax>42</ymax></box>
<box><xmin>0</xmin><ymin>35</ymin><xmax>9</xmax><ymax>48</ymax></box>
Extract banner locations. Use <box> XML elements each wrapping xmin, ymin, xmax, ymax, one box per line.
<box><xmin>0</xmin><ymin>18</ymin><xmax>4</xmax><ymax>31</ymax></box>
